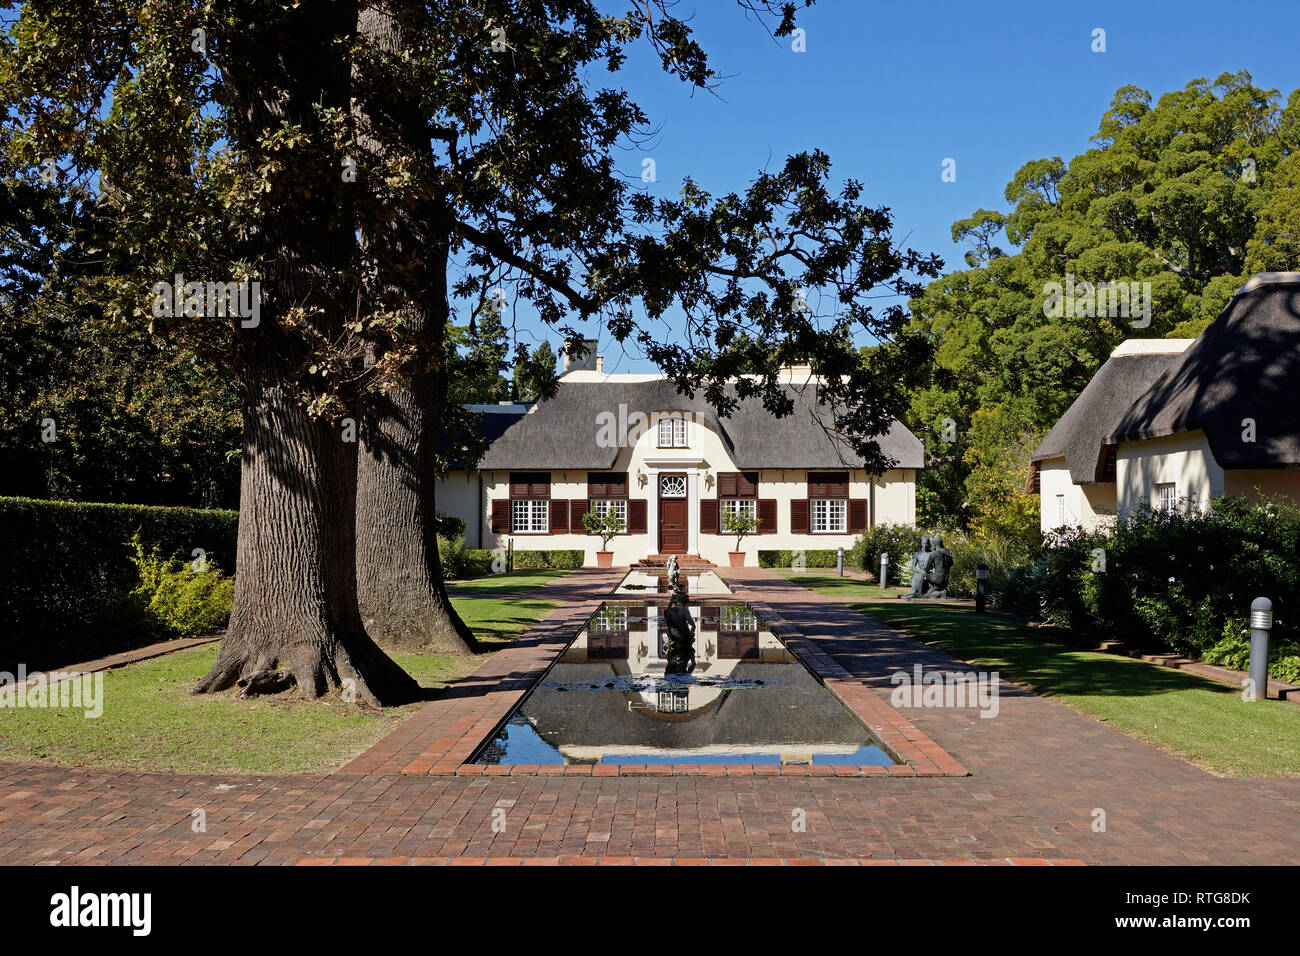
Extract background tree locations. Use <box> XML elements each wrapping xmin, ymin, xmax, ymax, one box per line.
<box><xmin>907</xmin><ymin>71</ymin><xmax>1299</xmax><ymax>537</ymax></box>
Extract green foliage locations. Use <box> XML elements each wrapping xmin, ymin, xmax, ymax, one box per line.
<box><xmin>0</xmin><ymin>497</ymin><xmax>238</xmax><ymax>669</ymax></box>
<box><xmin>125</xmin><ymin>533</ymin><xmax>233</xmax><ymax>637</ymax></box>
<box><xmin>433</xmin><ymin>512</ymin><xmax>467</xmax><ymax>540</ymax></box>
<box><xmin>581</xmin><ymin>507</ymin><xmax>626</xmax><ymax>549</ymax></box>
<box><xmin>1005</xmin><ymin>498</ymin><xmax>1300</xmax><ymax>662</ymax></box>
<box><xmin>436</xmin><ymin>536</ymin><xmax>496</xmax><ymax>579</ymax></box>
<box><xmin>720</xmin><ymin>507</ymin><xmax>760</xmax><ymax>551</ymax></box>
<box><xmin>907</xmin><ymin>72</ymin><xmax>1300</xmax><ymax>537</ymax></box>
<box><xmin>854</xmin><ymin>522</ymin><xmax>1035</xmax><ymax>598</ymax></box>
<box><xmin>757</xmin><ymin>549</ymin><xmax>840</xmax><ymax>569</ymax></box>
<box><xmin>512</xmin><ymin>549</ymin><xmax>584</xmax><ymax>570</ymax></box>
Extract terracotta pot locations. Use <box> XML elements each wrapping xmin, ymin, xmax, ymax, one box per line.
<box><xmin>728</xmin><ymin>552</ymin><xmax>746</xmax><ymax>567</ymax></box>
<box><xmin>595</xmin><ymin>551</ymin><xmax>614</xmax><ymax>568</ymax></box>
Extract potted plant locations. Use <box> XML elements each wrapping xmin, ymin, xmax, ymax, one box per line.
<box><xmin>720</xmin><ymin>507</ymin><xmax>760</xmax><ymax>567</ymax></box>
<box><xmin>582</xmin><ymin>507</ymin><xmax>626</xmax><ymax>567</ymax></box>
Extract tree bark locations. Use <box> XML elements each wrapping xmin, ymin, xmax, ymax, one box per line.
<box><xmin>353</xmin><ymin>2</ymin><xmax>475</xmax><ymax>654</ymax></box>
<box><xmin>193</xmin><ymin>0</ymin><xmax>420</xmax><ymax>704</ymax></box>
<box><xmin>194</xmin><ymin>368</ymin><xmax>420</xmax><ymax>705</ymax></box>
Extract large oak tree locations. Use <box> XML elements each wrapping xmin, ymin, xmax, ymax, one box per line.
<box><xmin>2</xmin><ymin>0</ymin><xmax>939</xmax><ymax>703</ymax></box>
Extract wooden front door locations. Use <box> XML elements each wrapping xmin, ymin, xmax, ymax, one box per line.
<box><xmin>658</xmin><ymin>473</ymin><xmax>688</xmax><ymax>553</ymax></box>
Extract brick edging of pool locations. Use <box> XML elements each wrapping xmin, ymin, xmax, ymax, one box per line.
<box><xmin>360</xmin><ymin>570</ymin><xmax>968</xmax><ymax>778</ymax></box>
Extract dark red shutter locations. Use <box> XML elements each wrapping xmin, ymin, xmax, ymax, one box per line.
<box><xmin>700</xmin><ymin>498</ymin><xmax>719</xmax><ymax>533</ymax></box>
<box><xmin>848</xmin><ymin>499</ymin><xmax>868</xmax><ymax>533</ymax></box>
<box><xmin>491</xmin><ymin>499</ymin><xmax>510</xmax><ymax>534</ymax></box>
<box><xmin>629</xmin><ymin>605</ymin><xmax>648</xmax><ymax>632</ymax></box>
<box><xmin>627</xmin><ymin>499</ymin><xmax>647</xmax><ymax>534</ymax></box>
<box><xmin>737</xmin><ymin>472</ymin><xmax>758</xmax><ymax>497</ymax></box>
<box><xmin>758</xmin><ymin>499</ymin><xmax>777</xmax><ymax>534</ymax></box>
<box><xmin>587</xmin><ymin>474</ymin><xmax>606</xmax><ymax>498</ymax></box>
<box><xmin>790</xmin><ymin>498</ymin><xmax>809</xmax><ymax>534</ymax></box>
<box><xmin>701</xmin><ymin>606</ymin><xmax>719</xmax><ymax>632</ymax></box>
<box><xmin>718</xmin><ymin>472</ymin><xmax>738</xmax><ymax>498</ymax></box>
<box><xmin>610</xmin><ymin>472</ymin><xmax>629</xmax><ymax>497</ymax></box>
<box><xmin>549</xmin><ymin>499</ymin><xmax>568</xmax><ymax>534</ymax></box>
<box><xmin>570</xmin><ymin>500</ymin><xmax>588</xmax><ymax>532</ymax></box>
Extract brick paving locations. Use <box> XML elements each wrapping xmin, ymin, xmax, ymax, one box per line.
<box><xmin>1</xmin><ymin>567</ymin><xmax>1298</xmax><ymax>866</ymax></box>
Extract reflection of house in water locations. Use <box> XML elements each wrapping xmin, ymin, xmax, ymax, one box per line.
<box><xmin>513</xmin><ymin>601</ymin><xmax>889</xmax><ymax>766</ymax></box>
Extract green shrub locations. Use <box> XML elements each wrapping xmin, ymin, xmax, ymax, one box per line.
<box><xmin>125</xmin><ymin>533</ymin><xmax>234</xmax><ymax>637</ymax></box>
<box><xmin>513</xmin><ymin>548</ymin><xmax>584</xmax><ymax>569</ymax></box>
<box><xmin>757</xmin><ymin>549</ymin><xmax>840</xmax><ymax>569</ymax></box>
<box><xmin>854</xmin><ymin>524</ymin><xmax>1033</xmax><ymax>598</ymax></box>
<box><xmin>434</xmin><ymin>512</ymin><xmax>466</xmax><ymax>540</ymax></box>
<box><xmin>0</xmin><ymin>497</ymin><xmax>239</xmax><ymax>668</ymax></box>
<box><xmin>437</xmin><ymin>535</ymin><xmax>496</xmax><ymax>578</ymax></box>
<box><xmin>1001</xmin><ymin>496</ymin><xmax>1300</xmax><ymax>660</ymax></box>
<box><xmin>1204</xmin><ymin>616</ymin><xmax>1300</xmax><ymax>682</ymax></box>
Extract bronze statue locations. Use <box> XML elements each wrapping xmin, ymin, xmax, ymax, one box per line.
<box><xmin>904</xmin><ymin>536</ymin><xmax>931</xmax><ymax>599</ymax></box>
<box><xmin>902</xmin><ymin>534</ymin><xmax>955</xmax><ymax>600</ymax></box>
<box><xmin>924</xmin><ymin>537</ymin><xmax>955</xmax><ymax>599</ymax></box>
<box><xmin>662</xmin><ymin>588</ymin><xmax>696</xmax><ymax>675</ymax></box>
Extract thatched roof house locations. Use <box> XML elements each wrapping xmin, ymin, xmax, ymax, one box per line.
<box><xmin>1031</xmin><ymin>273</ymin><xmax>1300</xmax><ymax>531</ymax></box>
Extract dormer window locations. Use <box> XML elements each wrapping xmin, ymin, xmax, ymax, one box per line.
<box><xmin>657</xmin><ymin>416</ymin><xmax>688</xmax><ymax>448</ymax></box>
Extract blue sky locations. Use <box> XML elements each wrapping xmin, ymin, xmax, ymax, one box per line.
<box><xmin>502</xmin><ymin>0</ymin><xmax>1300</xmax><ymax>373</ymax></box>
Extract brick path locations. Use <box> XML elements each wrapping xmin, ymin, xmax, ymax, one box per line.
<box><xmin>1</xmin><ymin>567</ymin><xmax>1297</xmax><ymax>866</ymax></box>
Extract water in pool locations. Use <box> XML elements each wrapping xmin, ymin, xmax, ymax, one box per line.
<box><xmin>472</xmin><ymin>601</ymin><xmax>896</xmax><ymax>767</ymax></box>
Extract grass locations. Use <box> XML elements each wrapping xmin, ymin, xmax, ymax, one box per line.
<box><xmin>0</xmin><ymin>592</ymin><xmax>559</xmax><ymax>775</ymax></box>
<box><xmin>447</xmin><ymin>568</ymin><xmax>572</xmax><ymax>595</ymax></box>
<box><xmin>778</xmin><ymin>572</ymin><xmax>1300</xmax><ymax>778</ymax></box>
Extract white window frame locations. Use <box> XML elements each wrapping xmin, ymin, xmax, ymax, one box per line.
<box><xmin>660</xmin><ymin>474</ymin><xmax>687</xmax><ymax>497</ymax></box>
<box><xmin>657</xmin><ymin>416</ymin><xmax>688</xmax><ymax>448</ymax></box>
<box><xmin>811</xmin><ymin>497</ymin><xmax>847</xmax><ymax>533</ymax></box>
<box><xmin>721</xmin><ymin>498</ymin><xmax>757</xmax><ymax>521</ymax></box>
<box><xmin>1155</xmin><ymin>482</ymin><xmax>1177</xmax><ymax>513</ymax></box>
<box><xmin>1056</xmin><ymin>494</ymin><xmax>1066</xmax><ymax>527</ymax></box>
<box><xmin>589</xmin><ymin>497</ymin><xmax>627</xmax><ymax>525</ymax></box>
<box><xmin>511</xmin><ymin>497</ymin><xmax>549</xmax><ymax>533</ymax></box>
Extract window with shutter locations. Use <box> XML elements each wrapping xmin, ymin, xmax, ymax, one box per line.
<box><xmin>700</xmin><ymin>498</ymin><xmax>719</xmax><ymax>533</ymax></box>
<box><xmin>627</xmin><ymin>498</ymin><xmax>648</xmax><ymax>534</ymax></box>
<box><xmin>790</xmin><ymin>498</ymin><xmax>810</xmax><ymax>534</ymax></box>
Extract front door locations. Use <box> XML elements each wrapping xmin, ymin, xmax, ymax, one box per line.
<box><xmin>657</xmin><ymin>473</ymin><xmax>688</xmax><ymax>554</ymax></box>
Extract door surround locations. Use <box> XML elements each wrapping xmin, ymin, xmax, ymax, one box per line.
<box><xmin>643</xmin><ymin>458</ymin><xmax>705</xmax><ymax>557</ymax></box>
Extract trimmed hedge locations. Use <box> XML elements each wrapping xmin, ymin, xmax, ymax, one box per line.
<box><xmin>512</xmin><ymin>548</ymin><xmax>584</xmax><ymax>570</ymax></box>
<box><xmin>437</xmin><ymin>538</ymin><xmax>585</xmax><ymax>577</ymax></box>
<box><xmin>0</xmin><ymin>497</ymin><xmax>239</xmax><ymax>669</ymax></box>
<box><xmin>757</xmin><ymin>549</ymin><xmax>841</xmax><ymax>569</ymax></box>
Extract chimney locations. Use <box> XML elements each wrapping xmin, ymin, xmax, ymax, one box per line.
<box><xmin>562</xmin><ymin>337</ymin><xmax>601</xmax><ymax>375</ymax></box>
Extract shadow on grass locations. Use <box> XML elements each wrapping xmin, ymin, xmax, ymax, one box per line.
<box><xmin>857</xmin><ymin>598</ymin><xmax>1234</xmax><ymax>701</ymax></box>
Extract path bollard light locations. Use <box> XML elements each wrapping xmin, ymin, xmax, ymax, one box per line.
<box><xmin>880</xmin><ymin>552</ymin><xmax>889</xmax><ymax>589</ymax></box>
<box><xmin>975</xmin><ymin>562</ymin><xmax>989</xmax><ymax>614</ymax></box>
<box><xmin>1248</xmin><ymin>597</ymin><xmax>1272</xmax><ymax>702</ymax></box>
<box><xmin>837</xmin><ymin>546</ymin><xmax>844</xmax><ymax>577</ymax></box>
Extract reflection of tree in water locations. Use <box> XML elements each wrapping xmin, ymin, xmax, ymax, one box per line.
<box><xmin>476</xmin><ymin>716</ymin><xmax>526</xmax><ymax>764</ymax></box>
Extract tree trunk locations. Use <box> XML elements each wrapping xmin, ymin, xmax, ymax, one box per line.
<box><xmin>353</xmin><ymin>1</ymin><xmax>475</xmax><ymax>654</ymax></box>
<box><xmin>193</xmin><ymin>0</ymin><xmax>419</xmax><ymax>705</ymax></box>
<box><xmin>194</xmin><ymin>370</ymin><xmax>420</xmax><ymax>706</ymax></box>
<box><xmin>356</xmin><ymin>331</ymin><xmax>476</xmax><ymax>654</ymax></box>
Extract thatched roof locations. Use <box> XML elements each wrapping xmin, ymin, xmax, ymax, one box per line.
<box><xmin>1031</xmin><ymin>340</ymin><xmax>1194</xmax><ymax>484</ymax></box>
<box><xmin>1107</xmin><ymin>274</ymin><xmax>1300</xmax><ymax>467</ymax></box>
<box><xmin>476</xmin><ymin>379</ymin><xmax>923</xmax><ymax>471</ymax></box>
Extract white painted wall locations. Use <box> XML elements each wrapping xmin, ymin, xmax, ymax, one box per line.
<box><xmin>1116</xmin><ymin>430</ymin><xmax>1223</xmax><ymax>516</ymax></box>
<box><xmin>1037</xmin><ymin>459</ymin><xmax>1117</xmax><ymax>533</ymax></box>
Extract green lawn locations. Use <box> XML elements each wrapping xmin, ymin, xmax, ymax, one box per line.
<box><xmin>0</xmin><ymin>592</ymin><xmax>559</xmax><ymax>774</ymax></box>
<box><xmin>447</xmin><ymin>568</ymin><xmax>572</xmax><ymax>595</ymax></box>
<box><xmin>778</xmin><ymin>572</ymin><xmax>1300</xmax><ymax>778</ymax></box>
